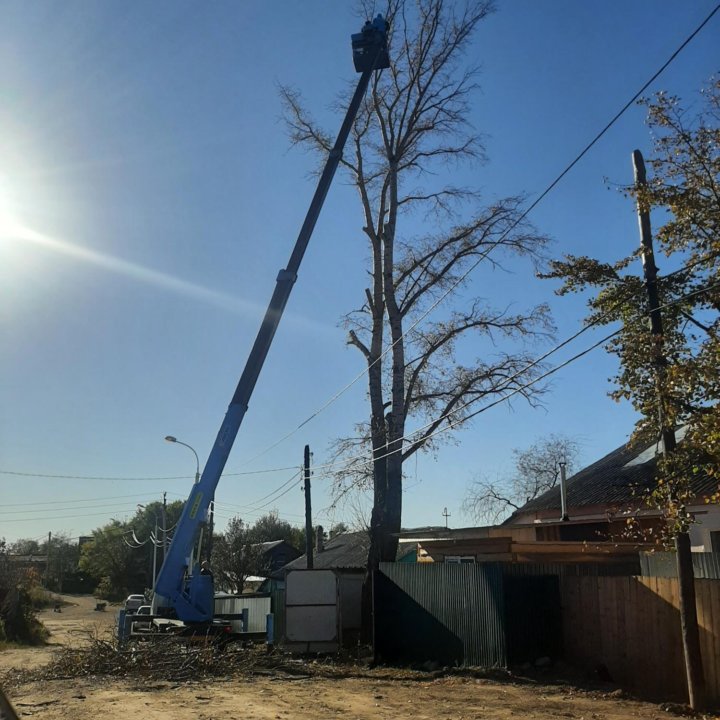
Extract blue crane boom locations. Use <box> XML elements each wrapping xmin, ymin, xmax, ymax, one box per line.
<box><xmin>153</xmin><ymin>16</ymin><xmax>390</xmax><ymax>623</ymax></box>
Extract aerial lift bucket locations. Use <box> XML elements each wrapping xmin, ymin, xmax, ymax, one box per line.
<box><xmin>352</xmin><ymin>15</ymin><xmax>390</xmax><ymax>72</ymax></box>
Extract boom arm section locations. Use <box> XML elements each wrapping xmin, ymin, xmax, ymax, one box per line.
<box><xmin>153</xmin><ymin>16</ymin><xmax>389</xmax><ymax>623</ymax></box>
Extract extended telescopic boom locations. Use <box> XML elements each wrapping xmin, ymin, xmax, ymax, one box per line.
<box><xmin>154</xmin><ymin>15</ymin><xmax>390</xmax><ymax>622</ymax></box>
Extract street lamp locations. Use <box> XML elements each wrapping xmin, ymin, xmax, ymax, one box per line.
<box><xmin>164</xmin><ymin>435</ymin><xmax>200</xmax><ymax>483</ymax></box>
<box><xmin>164</xmin><ymin>435</ymin><xmax>212</xmax><ymax>567</ymax></box>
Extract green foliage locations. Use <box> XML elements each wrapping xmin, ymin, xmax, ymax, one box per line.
<box><xmin>78</xmin><ymin>499</ymin><xmax>185</xmax><ymax>596</ymax></box>
<box><xmin>0</xmin><ymin>557</ymin><xmax>49</xmax><ymax>646</ymax></box>
<box><xmin>212</xmin><ymin>512</ymin><xmax>307</xmax><ymax>593</ymax></box>
<box><xmin>542</xmin><ymin>78</ymin><xmax>720</xmax><ymax>538</ymax></box>
<box><xmin>93</xmin><ymin>576</ymin><xmax>122</xmax><ymax>601</ymax></box>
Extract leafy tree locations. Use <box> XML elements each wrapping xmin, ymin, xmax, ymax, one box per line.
<box><xmin>282</xmin><ymin>0</ymin><xmax>551</xmax><ymax>588</ymax></box>
<box><xmin>464</xmin><ymin>434</ymin><xmax>580</xmax><ymax>523</ymax></box>
<box><xmin>0</xmin><ymin>541</ymin><xmax>48</xmax><ymax>644</ymax></box>
<box><xmin>212</xmin><ymin>512</ymin><xmax>308</xmax><ymax>592</ymax></box>
<box><xmin>43</xmin><ymin>533</ymin><xmax>80</xmax><ymax>593</ymax></box>
<box><xmin>78</xmin><ymin>501</ymin><xmax>185</xmax><ymax>598</ymax></box>
<box><xmin>542</xmin><ymin>80</ymin><xmax>720</xmax><ymax>537</ymax></box>
<box><xmin>10</xmin><ymin>533</ymin><xmax>82</xmax><ymax>592</ymax></box>
<box><xmin>329</xmin><ymin>522</ymin><xmax>349</xmax><ymax>538</ymax></box>
<box><xmin>79</xmin><ymin>521</ymin><xmax>136</xmax><ymax>600</ymax></box>
<box><xmin>247</xmin><ymin>511</ymin><xmax>303</xmax><ymax>549</ymax></box>
<box><xmin>9</xmin><ymin>538</ymin><xmax>41</xmax><ymax>556</ymax></box>
<box><xmin>541</xmin><ymin>80</ymin><xmax>720</xmax><ymax>711</ymax></box>
<box><xmin>212</xmin><ymin>518</ymin><xmax>260</xmax><ymax>594</ymax></box>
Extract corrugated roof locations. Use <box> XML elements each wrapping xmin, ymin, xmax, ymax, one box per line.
<box><xmin>510</xmin><ymin>432</ymin><xmax>717</xmax><ymax>517</ymax></box>
<box><xmin>280</xmin><ymin>530</ymin><xmax>415</xmax><ymax>572</ymax></box>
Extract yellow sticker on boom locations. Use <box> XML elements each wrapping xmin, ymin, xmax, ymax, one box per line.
<box><xmin>189</xmin><ymin>491</ymin><xmax>203</xmax><ymax>520</ymax></box>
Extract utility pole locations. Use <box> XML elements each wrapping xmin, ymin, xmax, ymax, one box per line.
<box><xmin>304</xmin><ymin>445</ymin><xmax>313</xmax><ymax>569</ymax></box>
<box><xmin>161</xmin><ymin>491</ymin><xmax>168</xmax><ymax>563</ymax></box>
<box><xmin>442</xmin><ymin>507</ymin><xmax>451</xmax><ymax>529</ymax></box>
<box><xmin>152</xmin><ymin>514</ymin><xmax>158</xmax><ymax>588</ymax></box>
<box><xmin>633</xmin><ymin>149</ymin><xmax>705</xmax><ymax>710</ymax></box>
<box><xmin>45</xmin><ymin>531</ymin><xmax>51</xmax><ymax>588</ymax></box>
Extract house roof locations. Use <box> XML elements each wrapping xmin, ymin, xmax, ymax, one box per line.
<box><xmin>509</xmin><ymin>431</ymin><xmax>717</xmax><ymax>518</ymax></box>
<box><xmin>255</xmin><ymin>540</ymin><xmax>290</xmax><ymax>552</ymax></box>
<box><xmin>279</xmin><ymin>530</ymin><xmax>416</xmax><ymax>573</ymax></box>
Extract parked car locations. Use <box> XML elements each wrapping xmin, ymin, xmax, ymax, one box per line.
<box><xmin>124</xmin><ymin>594</ymin><xmax>145</xmax><ymax>614</ymax></box>
<box><xmin>132</xmin><ymin>605</ymin><xmax>153</xmax><ymax>631</ymax></box>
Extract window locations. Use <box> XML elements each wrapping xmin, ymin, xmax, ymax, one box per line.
<box><xmin>445</xmin><ymin>556</ymin><xmax>475</xmax><ymax>564</ymax></box>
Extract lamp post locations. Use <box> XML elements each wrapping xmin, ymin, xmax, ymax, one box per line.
<box><xmin>164</xmin><ymin>435</ymin><xmax>200</xmax><ymax>483</ymax></box>
<box><xmin>164</xmin><ymin>435</ymin><xmax>212</xmax><ymax>565</ymax></box>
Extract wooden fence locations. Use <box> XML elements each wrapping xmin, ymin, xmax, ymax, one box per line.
<box><xmin>561</xmin><ymin>575</ymin><xmax>720</xmax><ymax>704</ymax></box>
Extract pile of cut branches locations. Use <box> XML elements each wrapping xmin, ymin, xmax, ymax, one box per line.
<box><xmin>6</xmin><ymin>634</ymin><xmax>281</xmax><ymax>685</ymax></box>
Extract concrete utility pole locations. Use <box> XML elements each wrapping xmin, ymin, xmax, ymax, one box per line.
<box><xmin>442</xmin><ymin>507</ymin><xmax>451</xmax><ymax>528</ymax></box>
<box><xmin>161</xmin><ymin>492</ymin><xmax>168</xmax><ymax>563</ymax></box>
<box><xmin>45</xmin><ymin>532</ymin><xmax>51</xmax><ymax>588</ymax></box>
<box><xmin>633</xmin><ymin>149</ymin><xmax>705</xmax><ymax>710</ymax></box>
<box><xmin>304</xmin><ymin>445</ymin><xmax>313</xmax><ymax>569</ymax></box>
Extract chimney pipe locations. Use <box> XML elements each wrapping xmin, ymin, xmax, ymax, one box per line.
<box><xmin>315</xmin><ymin>525</ymin><xmax>324</xmax><ymax>553</ymax></box>
<box><xmin>559</xmin><ymin>461</ymin><xmax>569</xmax><ymax>522</ymax></box>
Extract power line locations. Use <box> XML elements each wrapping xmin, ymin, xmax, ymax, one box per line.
<box><xmin>0</xmin><ymin>501</ymin><xmax>155</xmax><ymax>517</ymax></box>
<box><xmin>0</xmin><ymin>492</ymin><xmax>161</xmax><ymax>509</ymax></box>
<box><xmin>236</xmin><ymin>3</ymin><xmax>720</xmax><ymax>469</ymax></box>
<box><xmin>5</xmin><ymin>283</ymin><xmax>717</xmax><ymax>527</ymax></box>
<box><xmin>0</xmin><ymin>507</ymin><xmax>145</xmax><ymax>524</ymax></box>
<box><xmin>0</xmin><ymin>465</ymin><xmax>300</xmax><ymax>482</ymax></box>
<box><xmin>304</xmin><ymin>278</ymin><xmax>720</xmax><ymax>481</ymax></box>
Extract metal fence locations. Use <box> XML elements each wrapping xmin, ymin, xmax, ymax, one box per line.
<box><xmin>375</xmin><ymin>562</ymin><xmax>507</xmax><ymax>667</ymax></box>
<box><xmin>640</xmin><ymin>551</ymin><xmax>720</xmax><ymax>579</ymax></box>
<box><xmin>503</xmin><ymin>560</ymin><xmax>641</xmax><ymax>577</ymax></box>
<box><xmin>214</xmin><ymin>593</ymin><xmax>271</xmax><ymax>634</ymax></box>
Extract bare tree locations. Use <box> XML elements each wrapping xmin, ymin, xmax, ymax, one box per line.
<box><xmin>463</xmin><ymin>434</ymin><xmax>580</xmax><ymax>524</ymax></box>
<box><xmin>282</xmin><ymin>0</ymin><xmax>551</xmax><ymax>593</ymax></box>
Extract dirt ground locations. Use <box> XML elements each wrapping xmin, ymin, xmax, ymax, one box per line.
<box><xmin>0</xmin><ymin>595</ymin><xmax>713</xmax><ymax>719</ymax></box>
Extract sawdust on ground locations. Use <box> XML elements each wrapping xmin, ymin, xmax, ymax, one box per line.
<box><xmin>0</xmin><ymin>594</ymin><xmax>711</xmax><ymax>719</ymax></box>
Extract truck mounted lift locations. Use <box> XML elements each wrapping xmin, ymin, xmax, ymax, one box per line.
<box><xmin>140</xmin><ymin>15</ymin><xmax>390</xmax><ymax>632</ymax></box>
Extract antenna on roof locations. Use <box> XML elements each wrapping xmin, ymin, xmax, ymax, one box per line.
<box><xmin>442</xmin><ymin>507</ymin><xmax>451</xmax><ymax>529</ymax></box>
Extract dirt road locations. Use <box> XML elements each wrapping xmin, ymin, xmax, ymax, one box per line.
<box><xmin>0</xmin><ymin>595</ymin><xmax>709</xmax><ymax>719</ymax></box>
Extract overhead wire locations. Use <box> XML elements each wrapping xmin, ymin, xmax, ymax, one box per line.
<box><xmin>5</xmin><ymin>282</ymin><xmax>715</xmax><ymax>529</ymax></box>
<box><xmin>298</xmin><ymin>278</ymin><xmax>720</xmax><ymax>481</ymax></box>
<box><xmin>0</xmin><ymin>492</ymin><xmax>162</xmax><ymax>509</ymax></box>
<box><xmin>4</xmin><ymin>8</ymin><xmax>718</xmax><ymax>530</ymax></box>
<box><xmin>0</xmin><ymin>465</ymin><xmax>300</xmax><ymax>482</ymax></box>
<box><xmin>236</xmin><ymin>3</ymin><xmax>720</xmax><ymax>469</ymax></box>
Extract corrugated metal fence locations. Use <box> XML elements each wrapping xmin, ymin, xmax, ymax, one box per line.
<box><xmin>640</xmin><ymin>551</ymin><xmax>720</xmax><ymax>579</ymax></box>
<box><xmin>214</xmin><ymin>593</ymin><xmax>270</xmax><ymax>634</ymax></box>
<box><xmin>375</xmin><ymin>562</ymin><xmax>507</xmax><ymax>667</ymax></box>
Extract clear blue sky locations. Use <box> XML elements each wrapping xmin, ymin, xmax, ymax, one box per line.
<box><xmin>1</xmin><ymin>1</ymin><xmax>718</xmax><ymax>544</ymax></box>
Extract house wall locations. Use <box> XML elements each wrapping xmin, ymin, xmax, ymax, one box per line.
<box><xmin>689</xmin><ymin>506</ymin><xmax>720</xmax><ymax>551</ymax></box>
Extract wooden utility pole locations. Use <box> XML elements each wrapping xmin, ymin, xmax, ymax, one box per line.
<box><xmin>304</xmin><ymin>445</ymin><xmax>313</xmax><ymax>569</ymax></box>
<box><xmin>633</xmin><ymin>149</ymin><xmax>705</xmax><ymax>710</ymax></box>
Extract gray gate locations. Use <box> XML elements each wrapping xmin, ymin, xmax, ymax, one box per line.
<box><xmin>374</xmin><ymin>562</ymin><xmax>506</xmax><ymax>667</ymax></box>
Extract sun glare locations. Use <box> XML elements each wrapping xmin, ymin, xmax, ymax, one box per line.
<box><xmin>0</xmin><ymin>178</ymin><xmax>23</xmax><ymax>240</ymax></box>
